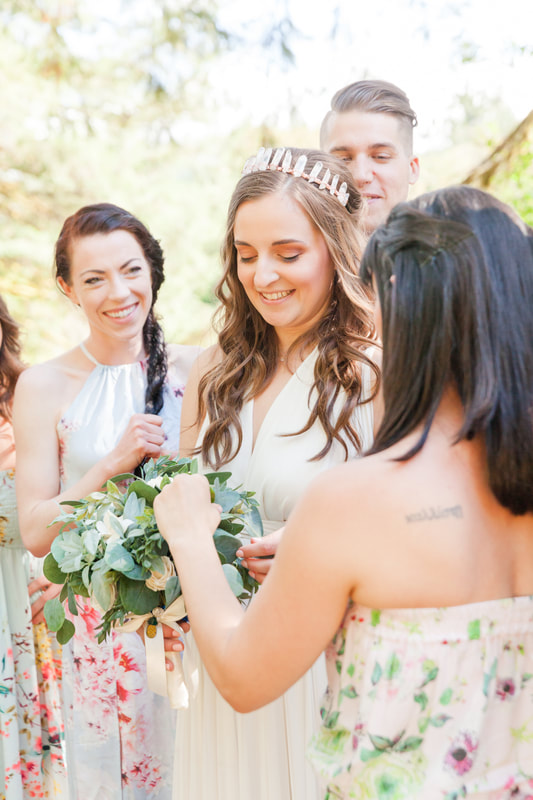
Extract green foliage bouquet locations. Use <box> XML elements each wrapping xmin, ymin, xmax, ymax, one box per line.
<box><xmin>43</xmin><ymin>456</ymin><xmax>262</xmax><ymax>647</ymax></box>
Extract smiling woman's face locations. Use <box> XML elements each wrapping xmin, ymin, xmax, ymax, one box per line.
<box><xmin>234</xmin><ymin>191</ymin><xmax>335</xmax><ymax>344</ymax></box>
<box><xmin>58</xmin><ymin>229</ymin><xmax>153</xmax><ymax>345</ymax></box>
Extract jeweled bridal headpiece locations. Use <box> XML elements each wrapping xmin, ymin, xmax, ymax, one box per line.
<box><xmin>242</xmin><ymin>147</ymin><xmax>350</xmax><ymax>207</ymax></box>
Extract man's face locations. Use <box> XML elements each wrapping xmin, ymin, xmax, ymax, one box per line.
<box><xmin>322</xmin><ymin>109</ymin><xmax>419</xmax><ymax>232</ymax></box>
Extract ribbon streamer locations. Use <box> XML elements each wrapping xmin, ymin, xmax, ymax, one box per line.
<box><xmin>116</xmin><ymin>595</ymin><xmax>198</xmax><ymax>709</ymax></box>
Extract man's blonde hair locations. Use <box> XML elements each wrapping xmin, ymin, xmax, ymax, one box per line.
<box><xmin>320</xmin><ymin>79</ymin><xmax>418</xmax><ymax>154</ymax></box>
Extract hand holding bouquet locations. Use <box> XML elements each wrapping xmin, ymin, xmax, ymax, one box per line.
<box><xmin>43</xmin><ymin>456</ymin><xmax>262</xmax><ymax>706</ymax></box>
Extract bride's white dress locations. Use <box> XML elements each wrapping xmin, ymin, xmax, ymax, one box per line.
<box><xmin>175</xmin><ymin>349</ymin><xmax>375</xmax><ymax>799</ymax></box>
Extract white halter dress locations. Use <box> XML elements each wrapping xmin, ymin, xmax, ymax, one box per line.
<box><xmin>57</xmin><ymin>346</ymin><xmax>183</xmax><ymax>800</ymax></box>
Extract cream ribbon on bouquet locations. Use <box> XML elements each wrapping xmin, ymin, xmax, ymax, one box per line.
<box><xmin>116</xmin><ymin>595</ymin><xmax>198</xmax><ymax>709</ymax></box>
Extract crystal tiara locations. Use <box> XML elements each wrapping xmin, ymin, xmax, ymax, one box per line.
<box><xmin>242</xmin><ymin>147</ymin><xmax>350</xmax><ymax>207</ymax></box>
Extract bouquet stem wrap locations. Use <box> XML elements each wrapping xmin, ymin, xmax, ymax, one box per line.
<box><xmin>116</xmin><ymin>596</ymin><xmax>198</xmax><ymax>709</ymax></box>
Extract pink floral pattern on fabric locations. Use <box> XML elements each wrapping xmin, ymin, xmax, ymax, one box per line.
<box><xmin>308</xmin><ymin>598</ymin><xmax>533</xmax><ymax>799</ymax></box>
<box><xmin>57</xmin><ymin>360</ymin><xmax>184</xmax><ymax>797</ymax></box>
<box><xmin>0</xmin><ymin>470</ymin><xmax>67</xmax><ymax>799</ymax></box>
<box><xmin>63</xmin><ymin>601</ymin><xmax>169</xmax><ymax>794</ymax></box>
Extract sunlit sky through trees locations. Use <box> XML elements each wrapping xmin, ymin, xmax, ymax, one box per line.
<box><xmin>1</xmin><ymin>0</ymin><xmax>531</xmax><ymax>360</ymax></box>
<box><xmin>27</xmin><ymin>0</ymin><xmax>532</xmax><ymax>151</ymax></box>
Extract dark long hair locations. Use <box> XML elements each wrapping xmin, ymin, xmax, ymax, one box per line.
<box><xmin>361</xmin><ymin>185</ymin><xmax>533</xmax><ymax>515</ymax></box>
<box><xmin>0</xmin><ymin>296</ymin><xmax>24</xmax><ymax>422</ymax></box>
<box><xmin>198</xmin><ymin>148</ymin><xmax>378</xmax><ymax>469</ymax></box>
<box><xmin>55</xmin><ymin>203</ymin><xmax>168</xmax><ymax>414</ymax></box>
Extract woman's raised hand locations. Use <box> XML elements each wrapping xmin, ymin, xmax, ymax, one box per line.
<box><xmin>107</xmin><ymin>413</ymin><xmax>165</xmax><ymax>474</ymax></box>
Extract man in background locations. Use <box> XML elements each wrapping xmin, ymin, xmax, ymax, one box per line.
<box><xmin>320</xmin><ymin>79</ymin><xmax>420</xmax><ymax>232</ymax></box>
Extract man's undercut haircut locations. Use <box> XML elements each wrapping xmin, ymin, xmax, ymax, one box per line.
<box><xmin>321</xmin><ymin>79</ymin><xmax>418</xmax><ymax>154</ymax></box>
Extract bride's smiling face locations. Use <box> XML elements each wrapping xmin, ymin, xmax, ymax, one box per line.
<box><xmin>234</xmin><ymin>191</ymin><xmax>335</xmax><ymax>341</ymax></box>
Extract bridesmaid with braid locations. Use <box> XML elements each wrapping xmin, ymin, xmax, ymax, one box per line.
<box><xmin>13</xmin><ymin>204</ymin><xmax>200</xmax><ymax>799</ymax></box>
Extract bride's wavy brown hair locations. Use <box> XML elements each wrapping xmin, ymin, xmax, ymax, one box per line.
<box><xmin>198</xmin><ymin>148</ymin><xmax>379</xmax><ymax>469</ymax></box>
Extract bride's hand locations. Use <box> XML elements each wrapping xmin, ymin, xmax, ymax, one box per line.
<box><xmin>137</xmin><ymin>621</ymin><xmax>190</xmax><ymax>671</ymax></box>
<box><xmin>236</xmin><ymin>528</ymin><xmax>284</xmax><ymax>584</ymax></box>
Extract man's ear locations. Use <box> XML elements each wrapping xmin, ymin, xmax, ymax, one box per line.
<box><xmin>408</xmin><ymin>156</ymin><xmax>420</xmax><ymax>186</ymax></box>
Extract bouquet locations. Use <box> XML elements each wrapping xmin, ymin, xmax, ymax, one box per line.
<box><xmin>43</xmin><ymin>456</ymin><xmax>262</xmax><ymax>706</ymax></box>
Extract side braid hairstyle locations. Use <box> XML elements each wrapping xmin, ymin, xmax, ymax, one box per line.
<box><xmin>54</xmin><ymin>203</ymin><xmax>168</xmax><ymax>415</ymax></box>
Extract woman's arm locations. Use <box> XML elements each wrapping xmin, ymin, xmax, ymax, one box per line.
<box><xmin>154</xmin><ymin>469</ymin><xmax>357</xmax><ymax>712</ymax></box>
<box><xmin>14</xmin><ymin>364</ymin><xmax>166</xmax><ymax>556</ymax></box>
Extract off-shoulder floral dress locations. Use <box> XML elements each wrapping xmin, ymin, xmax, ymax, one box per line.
<box><xmin>308</xmin><ymin>598</ymin><xmax>533</xmax><ymax>799</ymax></box>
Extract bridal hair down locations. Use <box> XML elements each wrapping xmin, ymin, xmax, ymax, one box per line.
<box><xmin>198</xmin><ymin>148</ymin><xmax>378</xmax><ymax>469</ymax></box>
<box><xmin>361</xmin><ymin>185</ymin><xmax>533</xmax><ymax>515</ymax></box>
<box><xmin>54</xmin><ymin>203</ymin><xmax>168</xmax><ymax>415</ymax></box>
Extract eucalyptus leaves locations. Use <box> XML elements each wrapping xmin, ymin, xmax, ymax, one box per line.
<box><xmin>43</xmin><ymin>456</ymin><xmax>262</xmax><ymax>644</ymax></box>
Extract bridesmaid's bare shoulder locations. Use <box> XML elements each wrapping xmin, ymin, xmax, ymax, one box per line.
<box><xmin>167</xmin><ymin>343</ymin><xmax>205</xmax><ymax>386</ymax></box>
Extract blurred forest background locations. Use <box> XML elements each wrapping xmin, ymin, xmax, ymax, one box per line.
<box><xmin>1</xmin><ymin>0</ymin><xmax>531</xmax><ymax>363</ymax></box>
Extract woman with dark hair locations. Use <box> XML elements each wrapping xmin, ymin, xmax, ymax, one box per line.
<box><xmin>155</xmin><ymin>186</ymin><xmax>533</xmax><ymax>798</ymax></box>
<box><xmin>13</xmin><ymin>204</ymin><xmax>200</xmax><ymax>798</ymax></box>
<box><xmin>0</xmin><ymin>295</ymin><xmax>67</xmax><ymax>797</ymax></box>
<box><xmin>172</xmin><ymin>148</ymin><xmax>379</xmax><ymax>799</ymax></box>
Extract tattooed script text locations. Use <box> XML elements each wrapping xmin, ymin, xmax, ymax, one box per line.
<box><xmin>405</xmin><ymin>505</ymin><xmax>463</xmax><ymax>524</ymax></box>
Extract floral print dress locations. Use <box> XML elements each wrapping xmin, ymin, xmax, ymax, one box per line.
<box><xmin>0</xmin><ymin>469</ymin><xmax>67</xmax><ymax>799</ymax></box>
<box><xmin>307</xmin><ymin>598</ymin><xmax>533</xmax><ymax>799</ymax></box>
<box><xmin>56</xmin><ymin>351</ymin><xmax>184</xmax><ymax>799</ymax></box>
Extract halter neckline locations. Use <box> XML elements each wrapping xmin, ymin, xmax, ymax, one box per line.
<box><xmin>79</xmin><ymin>342</ymin><xmax>101</xmax><ymax>366</ymax></box>
<box><xmin>79</xmin><ymin>341</ymin><xmax>148</xmax><ymax>369</ymax></box>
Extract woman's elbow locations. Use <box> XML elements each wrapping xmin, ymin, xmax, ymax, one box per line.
<box><xmin>20</xmin><ymin>526</ymin><xmax>50</xmax><ymax>558</ymax></box>
<box><xmin>218</xmin><ymin>679</ymin><xmax>273</xmax><ymax>714</ymax></box>
<box><xmin>24</xmin><ymin>539</ymin><xmax>50</xmax><ymax>558</ymax></box>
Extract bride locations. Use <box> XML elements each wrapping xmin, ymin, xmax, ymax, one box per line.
<box><xmin>172</xmin><ymin>147</ymin><xmax>379</xmax><ymax>799</ymax></box>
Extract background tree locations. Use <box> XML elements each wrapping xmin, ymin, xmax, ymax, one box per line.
<box><xmin>463</xmin><ymin>111</ymin><xmax>533</xmax><ymax>224</ymax></box>
<box><xmin>1</xmin><ymin>0</ymin><xmax>530</xmax><ymax>362</ymax></box>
